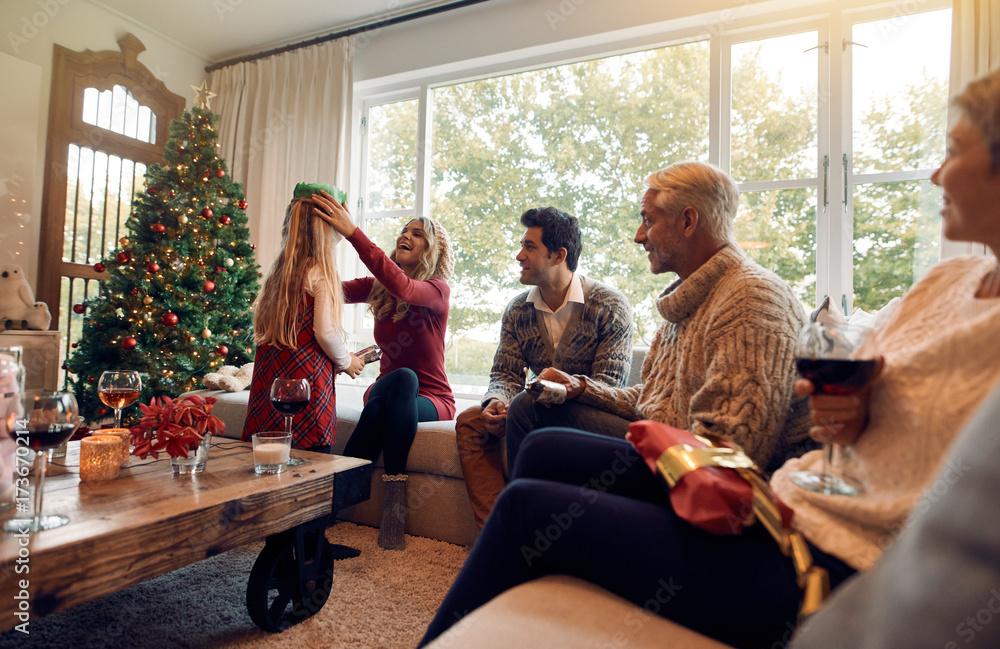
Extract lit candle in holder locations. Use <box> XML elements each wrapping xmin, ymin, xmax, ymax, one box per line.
<box><xmin>80</xmin><ymin>434</ymin><xmax>123</xmax><ymax>482</ymax></box>
<box><xmin>100</xmin><ymin>428</ymin><xmax>133</xmax><ymax>468</ymax></box>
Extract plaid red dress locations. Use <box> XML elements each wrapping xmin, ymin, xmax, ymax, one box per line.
<box><xmin>241</xmin><ymin>293</ymin><xmax>336</xmax><ymax>448</ymax></box>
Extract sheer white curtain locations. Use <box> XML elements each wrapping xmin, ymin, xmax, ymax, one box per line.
<box><xmin>210</xmin><ymin>38</ymin><xmax>354</xmax><ymax>272</ymax></box>
<box><xmin>941</xmin><ymin>0</ymin><xmax>999</xmax><ymax>258</ymax></box>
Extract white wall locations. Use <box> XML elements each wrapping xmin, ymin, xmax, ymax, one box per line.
<box><xmin>353</xmin><ymin>0</ymin><xmax>792</xmax><ymax>88</ymax></box>
<box><xmin>0</xmin><ymin>0</ymin><xmax>209</xmax><ymax>293</ymax></box>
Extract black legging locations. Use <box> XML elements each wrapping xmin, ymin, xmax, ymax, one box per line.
<box><xmin>342</xmin><ymin>368</ymin><xmax>438</xmax><ymax>475</ymax></box>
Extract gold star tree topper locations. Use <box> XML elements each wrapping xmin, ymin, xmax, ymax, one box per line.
<box><xmin>190</xmin><ymin>80</ymin><xmax>217</xmax><ymax>109</ymax></box>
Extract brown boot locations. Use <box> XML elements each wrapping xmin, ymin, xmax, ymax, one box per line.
<box><xmin>378</xmin><ymin>473</ymin><xmax>408</xmax><ymax>550</ymax></box>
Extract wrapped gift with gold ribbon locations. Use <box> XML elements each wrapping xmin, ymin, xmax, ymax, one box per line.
<box><xmin>626</xmin><ymin>420</ymin><xmax>829</xmax><ymax>618</ymax></box>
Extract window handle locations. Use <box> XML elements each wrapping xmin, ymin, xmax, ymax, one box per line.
<box><xmin>823</xmin><ymin>155</ymin><xmax>829</xmax><ymax>210</ymax></box>
<box><xmin>803</xmin><ymin>41</ymin><xmax>829</xmax><ymax>54</ymax></box>
<box><xmin>843</xmin><ymin>154</ymin><xmax>850</xmax><ymax>206</ymax></box>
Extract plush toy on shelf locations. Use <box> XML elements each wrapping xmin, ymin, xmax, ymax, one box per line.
<box><xmin>203</xmin><ymin>362</ymin><xmax>254</xmax><ymax>392</ymax></box>
<box><xmin>0</xmin><ymin>264</ymin><xmax>52</xmax><ymax>331</ymax></box>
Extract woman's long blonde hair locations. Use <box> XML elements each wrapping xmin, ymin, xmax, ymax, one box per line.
<box><xmin>253</xmin><ymin>199</ymin><xmax>345</xmax><ymax>348</ymax></box>
<box><xmin>368</xmin><ymin>217</ymin><xmax>441</xmax><ymax>322</ymax></box>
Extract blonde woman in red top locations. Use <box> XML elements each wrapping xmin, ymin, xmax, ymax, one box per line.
<box><xmin>312</xmin><ymin>189</ymin><xmax>455</xmax><ymax>550</ymax></box>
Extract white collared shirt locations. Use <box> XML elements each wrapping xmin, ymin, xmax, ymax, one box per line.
<box><xmin>527</xmin><ymin>274</ymin><xmax>585</xmax><ymax>349</ymax></box>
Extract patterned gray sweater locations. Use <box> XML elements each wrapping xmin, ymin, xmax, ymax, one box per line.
<box><xmin>578</xmin><ymin>245</ymin><xmax>811</xmax><ymax>470</ymax></box>
<box><xmin>482</xmin><ymin>276</ymin><xmax>634</xmax><ymax>407</ymax></box>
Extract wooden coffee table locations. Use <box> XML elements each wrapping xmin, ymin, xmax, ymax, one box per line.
<box><xmin>0</xmin><ymin>440</ymin><xmax>371</xmax><ymax>633</ymax></box>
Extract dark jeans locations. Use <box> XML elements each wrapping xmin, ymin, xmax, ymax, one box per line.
<box><xmin>341</xmin><ymin>368</ymin><xmax>438</xmax><ymax>475</ymax></box>
<box><xmin>419</xmin><ymin>428</ymin><xmax>856</xmax><ymax>649</ymax></box>
<box><xmin>504</xmin><ymin>390</ymin><xmax>630</xmax><ymax>470</ymax></box>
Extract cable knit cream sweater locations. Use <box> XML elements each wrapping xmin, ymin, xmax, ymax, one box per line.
<box><xmin>771</xmin><ymin>256</ymin><xmax>1000</xmax><ymax>571</ymax></box>
<box><xmin>578</xmin><ymin>244</ymin><xmax>810</xmax><ymax>470</ymax></box>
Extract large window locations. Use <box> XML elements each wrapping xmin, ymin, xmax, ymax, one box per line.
<box><xmin>356</xmin><ymin>1</ymin><xmax>951</xmax><ymax>390</ymax></box>
<box><xmin>38</xmin><ymin>35</ymin><xmax>184</xmax><ymax>386</ymax></box>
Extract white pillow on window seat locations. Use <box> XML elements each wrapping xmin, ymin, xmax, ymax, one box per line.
<box><xmin>810</xmin><ymin>295</ymin><xmax>901</xmax><ymax>332</ymax></box>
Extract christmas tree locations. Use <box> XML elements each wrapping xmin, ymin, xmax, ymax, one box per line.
<box><xmin>66</xmin><ymin>102</ymin><xmax>259</xmax><ymax>424</ymax></box>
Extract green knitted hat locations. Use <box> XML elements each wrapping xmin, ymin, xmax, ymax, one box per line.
<box><xmin>292</xmin><ymin>182</ymin><xmax>347</xmax><ymax>205</ymax></box>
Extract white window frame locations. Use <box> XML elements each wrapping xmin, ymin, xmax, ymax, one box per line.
<box><xmin>351</xmin><ymin>0</ymin><xmax>951</xmax><ymax>336</ymax></box>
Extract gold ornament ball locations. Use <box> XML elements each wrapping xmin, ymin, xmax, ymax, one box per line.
<box><xmin>179</xmin><ymin>215</ymin><xmax>188</xmax><ymax>225</ymax></box>
<box><xmin>143</xmin><ymin>296</ymin><xmax>153</xmax><ymax>305</ymax></box>
<box><xmin>119</xmin><ymin>237</ymin><xmax>130</xmax><ymax>246</ymax></box>
<box><xmin>201</xmin><ymin>328</ymin><xmax>212</xmax><ymax>339</ymax></box>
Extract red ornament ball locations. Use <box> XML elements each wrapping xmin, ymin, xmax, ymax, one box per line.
<box><xmin>219</xmin><ymin>215</ymin><xmax>231</xmax><ymax>225</ymax></box>
<box><xmin>216</xmin><ymin>169</ymin><xmax>225</xmax><ymax>178</ymax></box>
<box><xmin>202</xmin><ymin>208</ymin><xmax>213</xmax><ymax>218</ymax></box>
<box><xmin>147</xmin><ymin>262</ymin><xmax>160</xmax><ymax>273</ymax></box>
<box><xmin>94</xmin><ymin>263</ymin><xmax>106</xmax><ymax>273</ymax></box>
<box><xmin>203</xmin><ymin>280</ymin><xmax>216</xmax><ymax>293</ymax></box>
<box><xmin>146</xmin><ymin>186</ymin><xmax>158</xmax><ymax>195</ymax></box>
<box><xmin>238</xmin><ymin>199</ymin><xmax>248</xmax><ymax>210</ymax></box>
<box><xmin>198</xmin><ymin>260</ymin><xmax>205</xmax><ymax>266</ymax></box>
<box><xmin>73</xmin><ymin>304</ymin><xmax>85</xmax><ymax>314</ymax></box>
<box><xmin>189</xmin><ymin>133</ymin><xmax>195</xmax><ymax>140</ymax></box>
<box><xmin>170</xmin><ymin>191</ymin><xmax>176</xmax><ymax>198</ymax></box>
<box><xmin>71</xmin><ymin>342</ymin><xmax>78</xmax><ymax>348</ymax></box>
<box><xmin>130</xmin><ymin>287</ymin><xmax>139</xmax><ymax>296</ymax></box>
<box><xmin>87</xmin><ymin>376</ymin><xmax>95</xmax><ymax>383</ymax></box>
<box><xmin>122</xmin><ymin>336</ymin><xmax>138</xmax><ymax>350</ymax></box>
<box><xmin>152</xmin><ymin>223</ymin><xmax>166</xmax><ymax>234</ymax></box>
<box><xmin>216</xmin><ymin>345</ymin><xmax>229</xmax><ymax>356</ymax></box>
<box><xmin>161</xmin><ymin>312</ymin><xmax>178</xmax><ymax>326</ymax></box>
<box><xmin>116</xmin><ymin>251</ymin><xmax>129</xmax><ymax>263</ymax></box>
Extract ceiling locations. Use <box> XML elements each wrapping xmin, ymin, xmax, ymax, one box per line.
<box><xmin>88</xmin><ymin>0</ymin><xmax>474</xmax><ymax>63</ymax></box>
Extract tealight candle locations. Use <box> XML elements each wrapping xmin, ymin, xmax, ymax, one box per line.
<box><xmin>100</xmin><ymin>428</ymin><xmax>133</xmax><ymax>468</ymax></box>
<box><xmin>80</xmin><ymin>434</ymin><xmax>123</xmax><ymax>482</ymax></box>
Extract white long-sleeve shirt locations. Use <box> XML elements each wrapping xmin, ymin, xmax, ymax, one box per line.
<box><xmin>305</xmin><ymin>266</ymin><xmax>352</xmax><ymax>371</ymax></box>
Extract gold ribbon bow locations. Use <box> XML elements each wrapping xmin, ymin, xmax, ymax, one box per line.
<box><xmin>656</xmin><ymin>433</ymin><xmax>830</xmax><ymax>618</ymax></box>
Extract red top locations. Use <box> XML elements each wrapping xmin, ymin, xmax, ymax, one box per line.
<box><xmin>343</xmin><ymin>228</ymin><xmax>455</xmax><ymax>420</ymax></box>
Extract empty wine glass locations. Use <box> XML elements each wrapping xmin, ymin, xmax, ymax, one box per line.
<box><xmin>790</xmin><ymin>322</ymin><xmax>877</xmax><ymax>496</ymax></box>
<box><xmin>3</xmin><ymin>391</ymin><xmax>80</xmax><ymax>532</ymax></box>
<box><xmin>269</xmin><ymin>378</ymin><xmax>309</xmax><ymax>467</ymax></box>
<box><xmin>98</xmin><ymin>370</ymin><xmax>142</xmax><ymax>428</ymax></box>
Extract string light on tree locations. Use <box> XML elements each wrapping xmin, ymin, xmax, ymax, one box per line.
<box><xmin>64</xmin><ymin>95</ymin><xmax>259</xmax><ymax>423</ymax></box>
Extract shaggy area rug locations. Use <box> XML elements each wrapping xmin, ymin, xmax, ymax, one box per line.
<box><xmin>0</xmin><ymin>522</ymin><xmax>468</xmax><ymax>649</ymax></box>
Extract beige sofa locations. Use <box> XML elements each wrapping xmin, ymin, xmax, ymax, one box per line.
<box><xmin>186</xmin><ymin>383</ymin><xmax>484</xmax><ymax>546</ymax></box>
<box><xmin>424</xmin><ymin>575</ymin><xmax>734</xmax><ymax>649</ymax></box>
<box><xmin>185</xmin><ymin>348</ymin><xmax>645</xmax><ymax>547</ymax></box>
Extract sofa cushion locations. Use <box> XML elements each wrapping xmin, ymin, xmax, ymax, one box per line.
<box><xmin>424</xmin><ymin>575</ymin><xmax>735</xmax><ymax>649</ymax></box>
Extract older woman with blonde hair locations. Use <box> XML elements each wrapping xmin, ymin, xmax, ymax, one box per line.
<box><xmin>312</xmin><ymin>190</ymin><xmax>455</xmax><ymax>550</ymax></box>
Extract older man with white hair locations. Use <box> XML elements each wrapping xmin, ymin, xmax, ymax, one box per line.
<box><xmin>506</xmin><ymin>161</ymin><xmax>811</xmax><ymax>472</ymax></box>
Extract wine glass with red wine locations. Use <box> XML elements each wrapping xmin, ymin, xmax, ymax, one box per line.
<box><xmin>98</xmin><ymin>370</ymin><xmax>142</xmax><ymax>428</ymax></box>
<box><xmin>2</xmin><ymin>391</ymin><xmax>80</xmax><ymax>532</ymax></box>
<box><xmin>269</xmin><ymin>378</ymin><xmax>309</xmax><ymax>466</ymax></box>
<box><xmin>790</xmin><ymin>322</ymin><xmax>876</xmax><ymax>496</ymax></box>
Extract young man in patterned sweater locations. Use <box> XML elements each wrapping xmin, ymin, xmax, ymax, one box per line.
<box><xmin>456</xmin><ymin>206</ymin><xmax>634</xmax><ymax>528</ymax></box>
<box><xmin>506</xmin><ymin>162</ymin><xmax>812</xmax><ymax>473</ymax></box>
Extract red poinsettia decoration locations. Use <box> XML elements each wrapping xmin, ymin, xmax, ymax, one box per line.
<box><xmin>130</xmin><ymin>394</ymin><xmax>225</xmax><ymax>459</ymax></box>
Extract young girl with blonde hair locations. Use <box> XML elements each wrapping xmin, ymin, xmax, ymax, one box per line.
<box><xmin>242</xmin><ymin>183</ymin><xmax>365</xmax><ymax>452</ymax></box>
<box><xmin>312</xmin><ymin>189</ymin><xmax>455</xmax><ymax>550</ymax></box>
